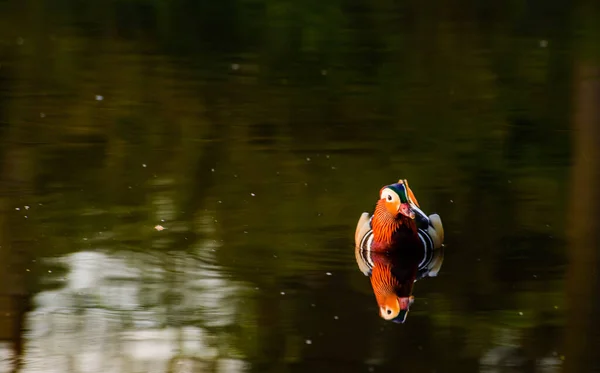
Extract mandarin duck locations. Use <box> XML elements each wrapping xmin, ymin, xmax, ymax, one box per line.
<box><xmin>354</xmin><ymin>179</ymin><xmax>444</xmax><ymax>255</ymax></box>
<box><xmin>354</xmin><ymin>179</ymin><xmax>445</xmax><ymax>322</ymax></box>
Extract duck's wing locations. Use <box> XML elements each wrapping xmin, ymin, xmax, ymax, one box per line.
<box><xmin>427</xmin><ymin>213</ymin><xmax>444</xmax><ymax>249</ymax></box>
<box><xmin>427</xmin><ymin>244</ymin><xmax>445</xmax><ymax>277</ymax></box>
<box><xmin>354</xmin><ymin>212</ymin><xmax>373</xmax><ymax>276</ymax></box>
<box><xmin>415</xmin><ymin>213</ymin><xmax>445</xmax><ymax>279</ymax></box>
<box><xmin>355</xmin><ymin>212</ymin><xmax>372</xmax><ymax>249</ymax></box>
<box><xmin>355</xmin><ymin>245</ymin><xmax>372</xmax><ymax>276</ymax></box>
<box><xmin>414</xmin><ymin>206</ymin><xmax>430</xmax><ymax>230</ymax></box>
<box><xmin>422</xmin><ymin>213</ymin><xmax>445</xmax><ymax>277</ymax></box>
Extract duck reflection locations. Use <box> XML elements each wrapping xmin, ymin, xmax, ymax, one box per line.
<box><xmin>355</xmin><ymin>241</ymin><xmax>444</xmax><ymax>323</ymax></box>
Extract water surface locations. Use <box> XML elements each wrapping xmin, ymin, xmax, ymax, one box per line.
<box><xmin>1</xmin><ymin>1</ymin><xmax>599</xmax><ymax>372</ymax></box>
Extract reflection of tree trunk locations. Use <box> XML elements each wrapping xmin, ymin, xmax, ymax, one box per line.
<box><xmin>252</xmin><ymin>292</ymin><xmax>285</xmax><ymax>373</ymax></box>
<box><xmin>0</xmin><ymin>131</ymin><xmax>36</xmax><ymax>371</ymax></box>
<box><xmin>181</xmin><ymin>87</ymin><xmax>228</xmax><ymax>217</ymax></box>
<box><xmin>0</xmin><ymin>197</ymin><xmax>17</xmax><ymax>365</ymax></box>
<box><xmin>565</xmin><ymin>64</ymin><xmax>600</xmax><ymax>372</ymax></box>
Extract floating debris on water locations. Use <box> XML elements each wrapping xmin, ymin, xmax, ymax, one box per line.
<box><xmin>326</xmin><ymin>272</ymin><xmax>332</xmax><ymax>276</ymax></box>
<box><xmin>154</xmin><ymin>225</ymin><xmax>165</xmax><ymax>231</ymax></box>
<box><xmin>305</xmin><ymin>339</ymin><xmax>312</xmax><ymax>345</ymax></box>
<box><xmin>95</xmin><ymin>95</ymin><xmax>104</xmax><ymax>101</ymax></box>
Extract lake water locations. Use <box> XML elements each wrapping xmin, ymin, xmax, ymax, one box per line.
<box><xmin>0</xmin><ymin>1</ymin><xmax>599</xmax><ymax>372</ymax></box>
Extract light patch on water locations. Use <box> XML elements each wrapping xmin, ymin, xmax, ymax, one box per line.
<box><xmin>217</xmin><ymin>358</ymin><xmax>247</xmax><ymax>373</ymax></box>
<box><xmin>0</xmin><ymin>342</ymin><xmax>15</xmax><ymax>371</ymax></box>
<box><xmin>16</xmin><ymin>208</ymin><xmax>250</xmax><ymax>373</ymax></box>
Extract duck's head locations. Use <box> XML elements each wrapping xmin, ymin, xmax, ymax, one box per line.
<box><xmin>379</xmin><ymin>295</ymin><xmax>415</xmax><ymax>323</ymax></box>
<box><xmin>371</xmin><ymin>261</ymin><xmax>417</xmax><ymax>323</ymax></box>
<box><xmin>378</xmin><ymin>180</ymin><xmax>416</xmax><ymax>220</ymax></box>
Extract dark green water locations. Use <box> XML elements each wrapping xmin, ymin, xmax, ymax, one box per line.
<box><xmin>0</xmin><ymin>1</ymin><xmax>600</xmax><ymax>372</ymax></box>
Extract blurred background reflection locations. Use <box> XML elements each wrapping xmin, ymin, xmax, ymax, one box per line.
<box><xmin>0</xmin><ymin>0</ymin><xmax>599</xmax><ymax>372</ymax></box>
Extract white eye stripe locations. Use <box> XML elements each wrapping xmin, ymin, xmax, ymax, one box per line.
<box><xmin>381</xmin><ymin>188</ymin><xmax>397</xmax><ymax>201</ymax></box>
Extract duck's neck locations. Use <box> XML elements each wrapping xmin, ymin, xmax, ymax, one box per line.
<box><xmin>371</xmin><ymin>202</ymin><xmax>417</xmax><ymax>247</ymax></box>
<box><xmin>371</xmin><ymin>263</ymin><xmax>417</xmax><ymax>306</ymax></box>
<box><xmin>371</xmin><ymin>263</ymin><xmax>401</xmax><ymax>303</ymax></box>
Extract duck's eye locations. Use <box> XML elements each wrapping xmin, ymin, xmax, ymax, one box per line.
<box><xmin>387</xmin><ymin>309</ymin><xmax>392</xmax><ymax>315</ymax></box>
<box><xmin>387</xmin><ymin>195</ymin><xmax>393</xmax><ymax>202</ymax></box>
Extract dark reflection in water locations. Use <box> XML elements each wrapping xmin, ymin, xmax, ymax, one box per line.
<box><xmin>355</xmin><ymin>244</ymin><xmax>445</xmax><ymax>324</ymax></box>
<box><xmin>0</xmin><ymin>0</ymin><xmax>597</xmax><ymax>372</ymax></box>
